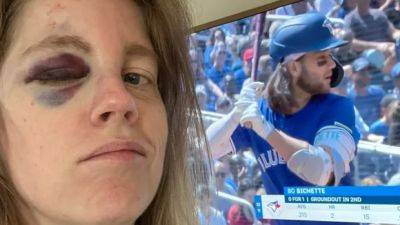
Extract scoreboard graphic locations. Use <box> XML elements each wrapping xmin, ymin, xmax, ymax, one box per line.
<box><xmin>254</xmin><ymin>186</ymin><xmax>400</xmax><ymax>224</ymax></box>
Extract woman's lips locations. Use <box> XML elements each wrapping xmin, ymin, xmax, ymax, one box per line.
<box><xmin>79</xmin><ymin>141</ymin><xmax>146</xmax><ymax>163</ymax></box>
<box><xmin>85</xmin><ymin>149</ymin><xmax>140</xmax><ymax>161</ymax></box>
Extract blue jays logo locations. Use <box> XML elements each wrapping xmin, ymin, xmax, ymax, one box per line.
<box><xmin>322</xmin><ymin>18</ymin><xmax>335</xmax><ymax>35</ymax></box>
<box><xmin>266</xmin><ymin>201</ymin><xmax>281</xmax><ymax>213</ymax></box>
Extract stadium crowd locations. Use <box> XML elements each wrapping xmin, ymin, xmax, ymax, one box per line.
<box><xmin>192</xmin><ymin>0</ymin><xmax>400</xmax><ymax>225</ymax></box>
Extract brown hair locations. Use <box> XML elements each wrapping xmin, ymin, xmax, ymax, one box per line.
<box><xmin>0</xmin><ymin>1</ymin><xmax>32</xmax><ymax>224</ymax></box>
<box><xmin>135</xmin><ymin>1</ymin><xmax>211</xmax><ymax>225</ymax></box>
<box><xmin>0</xmin><ymin>0</ymin><xmax>212</xmax><ymax>224</ymax></box>
<box><xmin>266</xmin><ymin>63</ymin><xmax>298</xmax><ymax>115</ymax></box>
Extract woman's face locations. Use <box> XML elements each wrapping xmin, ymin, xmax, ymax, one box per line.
<box><xmin>0</xmin><ymin>0</ymin><xmax>168</xmax><ymax>224</ymax></box>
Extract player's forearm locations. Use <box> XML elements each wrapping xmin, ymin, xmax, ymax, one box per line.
<box><xmin>206</xmin><ymin>110</ymin><xmax>240</xmax><ymax>158</ymax></box>
<box><xmin>264</xmin><ymin>129</ymin><xmax>335</xmax><ymax>185</ymax></box>
<box><xmin>265</xmin><ymin>129</ymin><xmax>309</xmax><ymax>161</ymax></box>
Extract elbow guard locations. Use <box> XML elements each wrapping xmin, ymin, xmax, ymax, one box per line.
<box><xmin>287</xmin><ymin>145</ymin><xmax>333</xmax><ymax>186</ymax></box>
<box><xmin>314</xmin><ymin>124</ymin><xmax>356</xmax><ymax>185</ymax></box>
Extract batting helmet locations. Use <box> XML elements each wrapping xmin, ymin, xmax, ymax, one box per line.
<box><xmin>269</xmin><ymin>12</ymin><xmax>348</xmax><ymax>87</ymax></box>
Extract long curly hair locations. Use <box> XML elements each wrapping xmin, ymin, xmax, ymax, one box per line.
<box><xmin>265</xmin><ymin>63</ymin><xmax>298</xmax><ymax>115</ymax></box>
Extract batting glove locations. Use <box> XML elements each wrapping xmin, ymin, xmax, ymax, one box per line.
<box><xmin>234</xmin><ymin>81</ymin><xmax>264</xmax><ymax>114</ymax></box>
<box><xmin>240</xmin><ymin>103</ymin><xmax>274</xmax><ymax>139</ymax></box>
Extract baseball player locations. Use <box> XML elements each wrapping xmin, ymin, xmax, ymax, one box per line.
<box><xmin>207</xmin><ymin>12</ymin><xmax>360</xmax><ymax>225</ymax></box>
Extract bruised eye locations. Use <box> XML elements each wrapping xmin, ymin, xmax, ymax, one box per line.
<box><xmin>26</xmin><ymin>67</ymin><xmax>88</xmax><ymax>86</ymax></box>
<box><xmin>122</xmin><ymin>73</ymin><xmax>151</xmax><ymax>86</ymax></box>
<box><xmin>25</xmin><ymin>53</ymin><xmax>90</xmax><ymax>86</ymax></box>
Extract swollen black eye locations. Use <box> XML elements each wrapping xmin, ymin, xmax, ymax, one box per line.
<box><xmin>25</xmin><ymin>53</ymin><xmax>90</xmax><ymax>84</ymax></box>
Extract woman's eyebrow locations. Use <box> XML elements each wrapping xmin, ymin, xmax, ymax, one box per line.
<box><xmin>22</xmin><ymin>35</ymin><xmax>92</xmax><ymax>57</ymax></box>
<box><xmin>125</xmin><ymin>43</ymin><xmax>158</xmax><ymax>61</ymax></box>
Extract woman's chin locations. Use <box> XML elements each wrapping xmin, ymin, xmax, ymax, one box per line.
<box><xmin>76</xmin><ymin>185</ymin><xmax>151</xmax><ymax>224</ymax></box>
<box><xmin>81</xmin><ymin>198</ymin><xmax>143</xmax><ymax>225</ymax></box>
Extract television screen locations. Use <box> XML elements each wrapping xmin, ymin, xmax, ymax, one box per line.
<box><xmin>192</xmin><ymin>0</ymin><xmax>400</xmax><ymax>224</ymax></box>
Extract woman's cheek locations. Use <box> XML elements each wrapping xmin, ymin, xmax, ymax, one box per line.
<box><xmin>35</xmin><ymin>83</ymin><xmax>82</xmax><ymax>107</ymax></box>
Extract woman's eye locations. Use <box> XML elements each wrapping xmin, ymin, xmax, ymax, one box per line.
<box><xmin>123</xmin><ymin>73</ymin><xmax>151</xmax><ymax>86</ymax></box>
<box><xmin>31</xmin><ymin>68</ymin><xmax>87</xmax><ymax>85</ymax></box>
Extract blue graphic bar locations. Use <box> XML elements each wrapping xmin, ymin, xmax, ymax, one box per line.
<box><xmin>284</xmin><ymin>186</ymin><xmax>400</xmax><ymax>196</ymax></box>
<box><xmin>285</xmin><ymin>196</ymin><xmax>400</xmax><ymax>204</ymax></box>
<box><xmin>254</xmin><ymin>195</ymin><xmax>263</xmax><ymax>219</ymax></box>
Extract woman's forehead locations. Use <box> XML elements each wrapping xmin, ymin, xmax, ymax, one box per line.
<box><xmin>12</xmin><ymin>0</ymin><xmax>152</xmax><ymax>52</ymax></box>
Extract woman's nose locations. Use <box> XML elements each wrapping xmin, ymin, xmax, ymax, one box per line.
<box><xmin>90</xmin><ymin>76</ymin><xmax>138</xmax><ymax>127</ymax></box>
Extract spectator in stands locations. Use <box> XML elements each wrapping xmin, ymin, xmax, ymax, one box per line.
<box><xmin>227</xmin><ymin>179</ymin><xmax>257</xmax><ymax>225</ymax></box>
<box><xmin>349</xmin><ymin>57</ymin><xmax>386</xmax><ymax>125</ymax></box>
<box><xmin>362</xmin><ymin>48</ymin><xmax>395</xmax><ymax>90</ymax></box>
<box><xmin>344</xmin><ymin>0</ymin><xmax>400</xmax><ymax>56</ymax></box>
<box><xmin>371</xmin><ymin>0</ymin><xmax>388</xmax><ymax>8</ymax></box>
<box><xmin>213</xmin><ymin>161</ymin><xmax>236</xmax><ymax>217</ymax></box>
<box><xmin>216</xmin><ymin>95</ymin><xmax>234</xmax><ymax>114</ymax></box>
<box><xmin>370</xmin><ymin>94</ymin><xmax>398</xmax><ymax>136</ymax></box>
<box><xmin>196</xmin><ymin>85</ymin><xmax>208</xmax><ymax>110</ymax></box>
<box><xmin>197</xmin><ymin>185</ymin><xmax>227</xmax><ymax>225</ymax></box>
<box><xmin>204</xmin><ymin>28</ymin><xmax>227</xmax><ymax>70</ymax></box>
<box><xmin>331</xmin><ymin>74</ymin><xmax>372</xmax><ymax>139</ymax></box>
<box><xmin>234</xmin><ymin>48</ymin><xmax>253</xmax><ymax>94</ymax></box>
<box><xmin>190</xmin><ymin>48</ymin><xmax>226</xmax><ymax>111</ymax></box>
<box><xmin>258</xmin><ymin>54</ymin><xmax>274</xmax><ymax>84</ymax></box>
<box><xmin>388</xmin><ymin>13</ymin><xmax>400</xmax><ymax>31</ymax></box>
<box><xmin>227</xmin><ymin>35</ymin><xmax>244</xmax><ymax>75</ymax></box>
<box><xmin>332</xmin><ymin>28</ymin><xmax>359</xmax><ymax>65</ymax></box>
<box><xmin>387</xmin><ymin>168</ymin><xmax>400</xmax><ymax>185</ymax></box>
<box><xmin>254</xmin><ymin>170</ymin><xmax>266</xmax><ymax>195</ymax></box>
<box><xmin>228</xmin><ymin>153</ymin><xmax>248</xmax><ymax>187</ymax></box>
<box><xmin>331</xmin><ymin>68</ymin><xmax>352</xmax><ymax>97</ymax></box>
<box><xmin>207</xmin><ymin>42</ymin><xmax>231</xmax><ymax>89</ymax></box>
<box><xmin>390</xmin><ymin>62</ymin><xmax>400</xmax><ymax>97</ymax></box>
<box><xmin>387</xmin><ymin>100</ymin><xmax>400</xmax><ymax>145</ymax></box>
<box><xmin>275</xmin><ymin>0</ymin><xmax>315</xmax><ymax>16</ymax></box>
<box><xmin>360</xmin><ymin>175</ymin><xmax>384</xmax><ymax>185</ymax></box>
<box><xmin>219</xmin><ymin>155</ymin><xmax>239</xmax><ymax>193</ymax></box>
<box><xmin>337</xmin><ymin>0</ymin><xmax>357</xmax><ymax>19</ymax></box>
<box><xmin>314</xmin><ymin>0</ymin><xmax>342</xmax><ymax>17</ymax></box>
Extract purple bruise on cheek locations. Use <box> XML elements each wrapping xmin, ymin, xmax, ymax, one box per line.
<box><xmin>37</xmin><ymin>83</ymin><xmax>82</xmax><ymax>106</ymax></box>
<box><xmin>26</xmin><ymin>53</ymin><xmax>90</xmax><ymax>106</ymax></box>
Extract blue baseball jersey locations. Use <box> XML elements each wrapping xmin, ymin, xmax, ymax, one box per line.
<box><xmin>231</xmin><ymin>93</ymin><xmax>360</xmax><ymax>225</ymax></box>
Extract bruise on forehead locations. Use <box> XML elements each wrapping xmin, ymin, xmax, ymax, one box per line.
<box><xmin>46</xmin><ymin>2</ymin><xmax>66</xmax><ymax>16</ymax></box>
<box><xmin>45</xmin><ymin>2</ymin><xmax>70</xmax><ymax>30</ymax></box>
